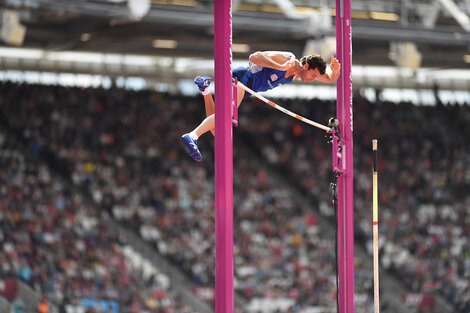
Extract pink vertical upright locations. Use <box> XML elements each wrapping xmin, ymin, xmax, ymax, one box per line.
<box><xmin>214</xmin><ymin>0</ymin><xmax>234</xmax><ymax>313</ymax></box>
<box><xmin>335</xmin><ymin>0</ymin><xmax>355</xmax><ymax>312</ymax></box>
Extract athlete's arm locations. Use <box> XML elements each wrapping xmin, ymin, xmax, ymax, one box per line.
<box><xmin>316</xmin><ymin>56</ymin><xmax>341</xmax><ymax>83</ymax></box>
<box><xmin>249</xmin><ymin>51</ymin><xmax>295</xmax><ymax>71</ymax></box>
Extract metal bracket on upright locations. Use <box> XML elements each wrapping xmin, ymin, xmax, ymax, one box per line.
<box><xmin>327</xmin><ymin>117</ymin><xmax>344</xmax><ymax>175</ymax></box>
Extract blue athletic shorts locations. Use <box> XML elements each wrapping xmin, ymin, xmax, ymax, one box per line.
<box><xmin>232</xmin><ymin>66</ymin><xmax>253</xmax><ymax>99</ymax></box>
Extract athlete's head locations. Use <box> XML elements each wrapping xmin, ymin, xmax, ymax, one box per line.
<box><xmin>300</xmin><ymin>55</ymin><xmax>327</xmax><ymax>74</ymax></box>
<box><xmin>298</xmin><ymin>55</ymin><xmax>327</xmax><ymax>82</ymax></box>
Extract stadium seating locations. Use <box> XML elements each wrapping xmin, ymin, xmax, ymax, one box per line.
<box><xmin>2</xmin><ymin>81</ymin><xmax>469</xmax><ymax>312</ymax></box>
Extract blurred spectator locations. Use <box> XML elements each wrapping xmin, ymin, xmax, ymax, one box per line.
<box><xmin>12</xmin><ymin>297</ymin><xmax>25</xmax><ymax>313</ymax></box>
<box><xmin>38</xmin><ymin>295</ymin><xmax>49</xmax><ymax>313</ymax></box>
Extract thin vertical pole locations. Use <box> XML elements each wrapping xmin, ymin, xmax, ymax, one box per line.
<box><xmin>335</xmin><ymin>0</ymin><xmax>355</xmax><ymax>311</ymax></box>
<box><xmin>214</xmin><ymin>0</ymin><xmax>233</xmax><ymax>312</ymax></box>
<box><xmin>372</xmin><ymin>140</ymin><xmax>380</xmax><ymax>313</ymax></box>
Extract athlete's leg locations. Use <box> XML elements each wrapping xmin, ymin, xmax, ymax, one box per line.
<box><xmin>236</xmin><ymin>83</ymin><xmax>246</xmax><ymax>107</ymax></box>
<box><xmin>181</xmin><ymin>83</ymin><xmax>246</xmax><ymax>161</ymax></box>
<box><xmin>195</xmin><ymin>84</ymin><xmax>245</xmax><ymax>137</ymax></box>
<box><xmin>198</xmin><ymin>68</ymin><xmax>245</xmax><ymax>120</ymax></box>
<box><xmin>201</xmin><ymin>79</ymin><xmax>244</xmax><ymax>116</ymax></box>
<box><xmin>194</xmin><ymin>76</ymin><xmax>214</xmax><ymax>117</ymax></box>
<box><xmin>198</xmin><ymin>83</ymin><xmax>244</xmax><ymax>136</ymax></box>
<box><xmin>193</xmin><ymin>114</ymin><xmax>214</xmax><ymax>137</ymax></box>
<box><xmin>204</xmin><ymin>94</ymin><xmax>216</xmax><ymax>136</ymax></box>
<box><xmin>204</xmin><ymin>93</ymin><xmax>215</xmax><ymax>117</ymax></box>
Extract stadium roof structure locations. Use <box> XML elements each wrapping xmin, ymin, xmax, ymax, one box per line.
<box><xmin>0</xmin><ymin>0</ymin><xmax>469</xmax><ymax>89</ymax></box>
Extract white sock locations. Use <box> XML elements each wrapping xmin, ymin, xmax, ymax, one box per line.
<box><xmin>189</xmin><ymin>132</ymin><xmax>198</xmax><ymax>141</ymax></box>
<box><xmin>202</xmin><ymin>88</ymin><xmax>210</xmax><ymax>96</ymax></box>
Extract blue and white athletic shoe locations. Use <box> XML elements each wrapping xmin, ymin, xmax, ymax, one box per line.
<box><xmin>194</xmin><ymin>76</ymin><xmax>212</xmax><ymax>92</ymax></box>
<box><xmin>180</xmin><ymin>134</ymin><xmax>203</xmax><ymax>162</ymax></box>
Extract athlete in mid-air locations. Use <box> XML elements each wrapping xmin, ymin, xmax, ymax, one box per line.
<box><xmin>181</xmin><ymin>51</ymin><xmax>341</xmax><ymax>161</ymax></box>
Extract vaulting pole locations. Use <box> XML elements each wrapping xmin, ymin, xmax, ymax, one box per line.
<box><xmin>214</xmin><ymin>0</ymin><xmax>234</xmax><ymax>312</ymax></box>
<box><xmin>235</xmin><ymin>82</ymin><xmax>331</xmax><ymax>131</ymax></box>
<box><xmin>335</xmin><ymin>0</ymin><xmax>355</xmax><ymax>311</ymax></box>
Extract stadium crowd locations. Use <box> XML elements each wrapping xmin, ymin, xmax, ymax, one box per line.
<box><xmin>1</xmin><ymin>81</ymin><xmax>469</xmax><ymax>312</ymax></box>
<box><xmin>0</xmin><ymin>123</ymin><xmax>198</xmax><ymax>312</ymax></box>
<box><xmin>0</xmin><ymin>82</ymin><xmax>375</xmax><ymax>312</ymax></box>
<box><xmin>238</xmin><ymin>93</ymin><xmax>470</xmax><ymax>313</ymax></box>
